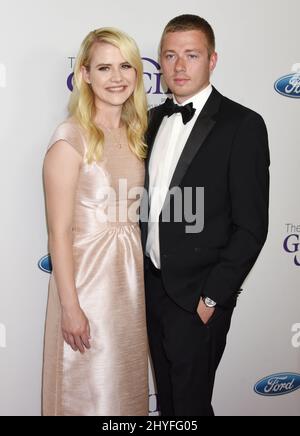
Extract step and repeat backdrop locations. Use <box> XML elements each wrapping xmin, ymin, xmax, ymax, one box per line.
<box><xmin>0</xmin><ymin>0</ymin><xmax>299</xmax><ymax>416</ymax></box>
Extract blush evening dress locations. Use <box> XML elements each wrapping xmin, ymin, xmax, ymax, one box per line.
<box><xmin>42</xmin><ymin>117</ymin><xmax>148</xmax><ymax>416</ymax></box>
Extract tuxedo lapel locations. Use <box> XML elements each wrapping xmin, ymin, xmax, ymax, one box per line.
<box><xmin>145</xmin><ymin>105</ymin><xmax>166</xmax><ymax>192</ymax></box>
<box><xmin>147</xmin><ymin>106</ymin><xmax>166</xmax><ymax>152</ymax></box>
<box><xmin>161</xmin><ymin>87</ymin><xmax>223</xmax><ymax>212</ymax></box>
<box><xmin>168</xmin><ymin>115</ymin><xmax>216</xmax><ymax>189</ymax></box>
<box><xmin>140</xmin><ymin>105</ymin><xmax>166</xmax><ymax>243</ymax></box>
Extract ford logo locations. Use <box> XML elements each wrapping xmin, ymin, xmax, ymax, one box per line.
<box><xmin>274</xmin><ymin>74</ymin><xmax>300</xmax><ymax>98</ymax></box>
<box><xmin>38</xmin><ymin>255</ymin><xmax>52</xmax><ymax>274</ymax></box>
<box><xmin>254</xmin><ymin>373</ymin><xmax>300</xmax><ymax>396</ymax></box>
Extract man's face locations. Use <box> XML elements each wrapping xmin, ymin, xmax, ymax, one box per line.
<box><xmin>160</xmin><ymin>30</ymin><xmax>217</xmax><ymax>103</ymax></box>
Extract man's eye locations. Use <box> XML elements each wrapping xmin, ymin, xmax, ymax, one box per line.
<box><xmin>188</xmin><ymin>54</ymin><xmax>198</xmax><ymax>59</ymax></box>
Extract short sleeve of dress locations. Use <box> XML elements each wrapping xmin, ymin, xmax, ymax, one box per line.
<box><xmin>47</xmin><ymin>117</ymin><xmax>86</xmax><ymax>158</ymax></box>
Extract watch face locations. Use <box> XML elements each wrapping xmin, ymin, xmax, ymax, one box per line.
<box><xmin>205</xmin><ymin>297</ymin><xmax>216</xmax><ymax>308</ymax></box>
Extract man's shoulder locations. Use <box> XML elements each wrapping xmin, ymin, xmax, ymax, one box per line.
<box><xmin>219</xmin><ymin>93</ymin><xmax>265</xmax><ymax>125</ymax></box>
<box><xmin>216</xmin><ymin>91</ymin><xmax>268</xmax><ymax>145</ymax></box>
<box><xmin>147</xmin><ymin>103</ymin><xmax>164</xmax><ymax>120</ymax></box>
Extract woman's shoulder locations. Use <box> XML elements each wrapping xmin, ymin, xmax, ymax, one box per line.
<box><xmin>47</xmin><ymin>117</ymin><xmax>86</xmax><ymax>157</ymax></box>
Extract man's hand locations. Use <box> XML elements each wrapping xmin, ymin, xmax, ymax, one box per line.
<box><xmin>197</xmin><ymin>298</ymin><xmax>215</xmax><ymax>325</ymax></box>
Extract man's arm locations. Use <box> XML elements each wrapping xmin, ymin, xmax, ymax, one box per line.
<box><xmin>203</xmin><ymin>111</ymin><xmax>270</xmax><ymax>308</ymax></box>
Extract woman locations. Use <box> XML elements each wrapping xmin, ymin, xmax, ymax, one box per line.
<box><xmin>42</xmin><ymin>28</ymin><xmax>148</xmax><ymax>416</ymax></box>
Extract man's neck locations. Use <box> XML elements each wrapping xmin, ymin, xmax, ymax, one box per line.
<box><xmin>174</xmin><ymin>82</ymin><xmax>211</xmax><ymax>105</ymax></box>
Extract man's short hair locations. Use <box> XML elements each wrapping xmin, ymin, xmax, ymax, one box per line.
<box><xmin>160</xmin><ymin>14</ymin><xmax>216</xmax><ymax>57</ymax></box>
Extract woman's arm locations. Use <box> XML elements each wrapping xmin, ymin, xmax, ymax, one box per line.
<box><xmin>43</xmin><ymin>141</ymin><xmax>90</xmax><ymax>353</ymax></box>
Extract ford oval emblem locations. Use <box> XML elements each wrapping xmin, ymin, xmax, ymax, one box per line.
<box><xmin>255</xmin><ymin>373</ymin><xmax>300</xmax><ymax>396</ymax></box>
<box><xmin>274</xmin><ymin>74</ymin><xmax>300</xmax><ymax>98</ymax></box>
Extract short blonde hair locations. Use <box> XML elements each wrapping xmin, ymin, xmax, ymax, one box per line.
<box><xmin>69</xmin><ymin>28</ymin><xmax>148</xmax><ymax>164</ymax></box>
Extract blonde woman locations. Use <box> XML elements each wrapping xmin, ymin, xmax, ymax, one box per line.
<box><xmin>42</xmin><ymin>28</ymin><xmax>148</xmax><ymax>416</ymax></box>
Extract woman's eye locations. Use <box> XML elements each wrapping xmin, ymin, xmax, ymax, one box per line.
<box><xmin>98</xmin><ymin>67</ymin><xmax>110</xmax><ymax>71</ymax></box>
<box><xmin>122</xmin><ymin>64</ymin><xmax>132</xmax><ymax>69</ymax></box>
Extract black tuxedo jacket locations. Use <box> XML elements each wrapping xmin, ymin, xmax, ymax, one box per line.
<box><xmin>140</xmin><ymin>87</ymin><xmax>270</xmax><ymax>312</ymax></box>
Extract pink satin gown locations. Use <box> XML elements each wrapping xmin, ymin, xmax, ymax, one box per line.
<box><xmin>42</xmin><ymin>118</ymin><xmax>148</xmax><ymax>416</ymax></box>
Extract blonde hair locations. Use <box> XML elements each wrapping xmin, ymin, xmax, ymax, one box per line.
<box><xmin>69</xmin><ymin>28</ymin><xmax>148</xmax><ymax>164</ymax></box>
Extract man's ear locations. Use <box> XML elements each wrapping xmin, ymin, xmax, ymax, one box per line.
<box><xmin>209</xmin><ymin>52</ymin><xmax>218</xmax><ymax>73</ymax></box>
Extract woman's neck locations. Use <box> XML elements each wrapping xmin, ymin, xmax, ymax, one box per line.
<box><xmin>94</xmin><ymin>103</ymin><xmax>123</xmax><ymax>129</ymax></box>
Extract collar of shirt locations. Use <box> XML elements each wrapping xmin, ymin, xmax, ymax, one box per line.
<box><xmin>173</xmin><ymin>83</ymin><xmax>213</xmax><ymax>116</ymax></box>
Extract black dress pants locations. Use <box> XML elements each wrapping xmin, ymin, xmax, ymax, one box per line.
<box><xmin>145</xmin><ymin>259</ymin><xmax>234</xmax><ymax>416</ymax></box>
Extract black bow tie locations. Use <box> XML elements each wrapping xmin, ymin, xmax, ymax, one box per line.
<box><xmin>161</xmin><ymin>98</ymin><xmax>196</xmax><ymax>125</ymax></box>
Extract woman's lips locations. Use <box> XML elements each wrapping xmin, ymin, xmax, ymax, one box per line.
<box><xmin>106</xmin><ymin>86</ymin><xmax>127</xmax><ymax>92</ymax></box>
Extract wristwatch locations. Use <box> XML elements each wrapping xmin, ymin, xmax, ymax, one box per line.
<box><xmin>203</xmin><ymin>297</ymin><xmax>217</xmax><ymax>308</ymax></box>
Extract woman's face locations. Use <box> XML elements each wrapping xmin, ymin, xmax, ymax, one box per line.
<box><xmin>82</xmin><ymin>42</ymin><xmax>137</xmax><ymax>110</ymax></box>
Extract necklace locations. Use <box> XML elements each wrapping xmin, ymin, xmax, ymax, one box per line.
<box><xmin>99</xmin><ymin>124</ymin><xmax>124</xmax><ymax>149</ymax></box>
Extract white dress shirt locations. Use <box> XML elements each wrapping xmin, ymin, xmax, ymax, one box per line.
<box><xmin>146</xmin><ymin>84</ymin><xmax>213</xmax><ymax>269</ymax></box>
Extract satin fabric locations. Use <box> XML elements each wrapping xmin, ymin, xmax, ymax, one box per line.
<box><xmin>42</xmin><ymin>118</ymin><xmax>148</xmax><ymax>416</ymax></box>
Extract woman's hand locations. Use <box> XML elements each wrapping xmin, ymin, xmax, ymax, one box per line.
<box><xmin>61</xmin><ymin>305</ymin><xmax>91</xmax><ymax>354</ymax></box>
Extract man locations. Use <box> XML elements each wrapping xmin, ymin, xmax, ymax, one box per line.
<box><xmin>141</xmin><ymin>15</ymin><xmax>270</xmax><ymax>416</ymax></box>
